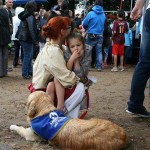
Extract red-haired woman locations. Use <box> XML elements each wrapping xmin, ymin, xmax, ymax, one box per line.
<box><xmin>28</xmin><ymin>16</ymin><xmax>85</xmax><ymax>118</ymax></box>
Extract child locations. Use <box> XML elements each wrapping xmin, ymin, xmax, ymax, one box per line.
<box><xmin>111</xmin><ymin>9</ymin><xmax>128</xmax><ymax>72</ymax></box>
<box><xmin>65</xmin><ymin>33</ymin><xmax>91</xmax><ymax>84</ymax></box>
<box><xmin>124</xmin><ymin>23</ymin><xmax>133</xmax><ymax>66</ymax></box>
<box><xmin>53</xmin><ymin>33</ymin><xmax>92</xmax><ymax>112</ymax></box>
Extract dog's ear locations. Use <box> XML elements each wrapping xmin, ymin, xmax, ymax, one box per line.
<box><xmin>27</xmin><ymin>101</ymin><xmax>36</xmax><ymax>118</ymax></box>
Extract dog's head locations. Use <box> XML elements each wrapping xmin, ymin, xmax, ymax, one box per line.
<box><xmin>26</xmin><ymin>91</ymin><xmax>56</xmax><ymax>122</ymax></box>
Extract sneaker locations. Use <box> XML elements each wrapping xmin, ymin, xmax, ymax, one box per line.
<box><xmin>28</xmin><ymin>73</ymin><xmax>33</xmax><ymax>77</ymax></box>
<box><xmin>111</xmin><ymin>67</ymin><xmax>118</xmax><ymax>72</ymax></box>
<box><xmin>126</xmin><ymin>108</ymin><xmax>150</xmax><ymax>118</ymax></box>
<box><xmin>118</xmin><ymin>66</ymin><xmax>124</xmax><ymax>71</ymax></box>
<box><xmin>7</xmin><ymin>67</ymin><xmax>13</xmax><ymax>71</ymax></box>
<box><xmin>28</xmin><ymin>75</ymin><xmax>32</xmax><ymax>78</ymax></box>
<box><xmin>97</xmin><ymin>69</ymin><xmax>102</xmax><ymax>72</ymax></box>
<box><xmin>22</xmin><ymin>75</ymin><xmax>31</xmax><ymax>80</ymax></box>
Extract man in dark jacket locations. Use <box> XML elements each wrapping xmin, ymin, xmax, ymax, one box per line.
<box><xmin>17</xmin><ymin>1</ymin><xmax>38</xmax><ymax>79</ymax></box>
<box><xmin>4</xmin><ymin>0</ymin><xmax>14</xmax><ymax>71</ymax></box>
<box><xmin>0</xmin><ymin>0</ymin><xmax>11</xmax><ymax>77</ymax></box>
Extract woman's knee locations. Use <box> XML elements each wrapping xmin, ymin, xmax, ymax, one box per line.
<box><xmin>54</xmin><ymin>78</ymin><xmax>61</xmax><ymax>86</ymax></box>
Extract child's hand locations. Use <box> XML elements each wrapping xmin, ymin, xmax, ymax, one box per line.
<box><xmin>70</xmin><ymin>50</ymin><xmax>80</xmax><ymax>62</ymax></box>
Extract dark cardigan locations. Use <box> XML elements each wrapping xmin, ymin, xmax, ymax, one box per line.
<box><xmin>0</xmin><ymin>8</ymin><xmax>11</xmax><ymax>46</ymax></box>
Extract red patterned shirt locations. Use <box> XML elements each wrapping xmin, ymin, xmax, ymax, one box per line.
<box><xmin>112</xmin><ymin>20</ymin><xmax>128</xmax><ymax>44</ymax></box>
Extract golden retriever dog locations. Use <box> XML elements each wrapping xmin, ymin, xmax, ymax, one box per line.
<box><xmin>10</xmin><ymin>91</ymin><xmax>127</xmax><ymax>150</ymax></box>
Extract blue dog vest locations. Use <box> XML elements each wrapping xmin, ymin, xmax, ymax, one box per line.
<box><xmin>31</xmin><ymin>110</ymin><xmax>71</xmax><ymax>140</ymax></box>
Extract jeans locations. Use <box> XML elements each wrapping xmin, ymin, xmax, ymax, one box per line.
<box><xmin>103</xmin><ymin>46</ymin><xmax>109</xmax><ymax>59</ymax></box>
<box><xmin>20</xmin><ymin>41</ymin><xmax>33</xmax><ymax>76</ymax></box>
<box><xmin>86</xmin><ymin>34</ymin><xmax>103</xmax><ymax>69</ymax></box>
<box><xmin>13</xmin><ymin>40</ymin><xmax>23</xmax><ymax>67</ymax></box>
<box><xmin>128</xmin><ymin>8</ymin><xmax>150</xmax><ymax>111</ymax></box>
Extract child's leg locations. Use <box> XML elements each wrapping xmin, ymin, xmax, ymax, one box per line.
<box><xmin>113</xmin><ymin>55</ymin><xmax>117</xmax><ymax>67</ymax></box>
<box><xmin>112</xmin><ymin>54</ymin><xmax>114</xmax><ymax>64</ymax></box>
<box><xmin>46</xmin><ymin>81</ymin><xmax>55</xmax><ymax>101</ymax></box>
<box><xmin>54</xmin><ymin>78</ymin><xmax>65</xmax><ymax>110</ymax></box>
<box><xmin>120</xmin><ymin>44</ymin><xmax>125</xmax><ymax>68</ymax></box>
<box><xmin>103</xmin><ymin>47</ymin><xmax>108</xmax><ymax>66</ymax></box>
<box><xmin>120</xmin><ymin>55</ymin><xmax>124</xmax><ymax>67</ymax></box>
<box><xmin>104</xmin><ymin>57</ymin><xmax>107</xmax><ymax>65</ymax></box>
<box><xmin>112</xmin><ymin>44</ymin><xmax>118</xmax><ymax>67</ymax></box>
<box><xmin>118</xmin><ymin>55</ymin><xmax>125</xmax><ymax>71</ymax></box>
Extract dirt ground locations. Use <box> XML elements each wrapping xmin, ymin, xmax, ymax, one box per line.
<box><xmin>0</xmin><ymin>56</ymin><xmax>150</xmax><ymax>150</ymax></box>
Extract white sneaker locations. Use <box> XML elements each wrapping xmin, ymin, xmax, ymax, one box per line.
<box><xmin>111</xmin><ymin>67</ymin><xmax>118</xmax><ymax>72</ymax></box>
<box><xmin>118</xmin><ymin>66</ymin><xmax>124</xmax><ymax>71</ymax></box>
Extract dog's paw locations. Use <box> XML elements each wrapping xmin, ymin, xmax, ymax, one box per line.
<box><xmin>10</xmin><ymin>125</ymin><xmax>18</xmax><ymax>131</ymax></box>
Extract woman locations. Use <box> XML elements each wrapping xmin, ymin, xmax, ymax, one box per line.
<box><xmin>29</xmin><ymin>16</ymin><xmax>85</xmax><ymax>118</ymax></box>
<box><xmin>0</xmin><ymin>0</ymin><xmax>11</xmax><ymax>77</ymax></box>
<box><xmin>17</xmin><ymin>1</ymin><xmax>38</xmax><ymax>79</ymax></box>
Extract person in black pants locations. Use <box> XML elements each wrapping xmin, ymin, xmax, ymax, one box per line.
<box><xmin>0</xmin><ymin>0</ymin><xmax>11</xmax><ymax>77</ymax></box>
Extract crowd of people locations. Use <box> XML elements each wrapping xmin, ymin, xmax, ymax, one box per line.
<box><xmin>0</xmin><ymin>0</ymin><xmax>149</xmax><ymax>119</ymax></box>
<box><xmin>0</xmin><ymin>0</ymin><xmax>142</xmax><ymax>77</ymax></box>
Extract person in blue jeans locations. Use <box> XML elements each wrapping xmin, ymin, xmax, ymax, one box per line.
<box><xmin>17</xmin><ymin>1</ymin><xmax>38</xmax><ymax>79</ymax></box>
<box><xmin>82</xmin><ymin>0</ymin><xmax>106</xmax><ymax>72</ymax></box>
<box><xmin>126</xmin><ymin>0</ymin><xmax>150</xmax><ymax>117</ymax></box>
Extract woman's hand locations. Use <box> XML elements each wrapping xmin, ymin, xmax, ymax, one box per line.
<box><xmin>67</xmin><ymin>50</ymin><xmax>80</xmax><ymax>71</ymax></box>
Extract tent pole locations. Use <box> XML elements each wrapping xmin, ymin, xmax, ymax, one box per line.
<box><xmin>120</xmin><ymin>0</ymin><xmax>123</xmax><ymax>9</ymax></box>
